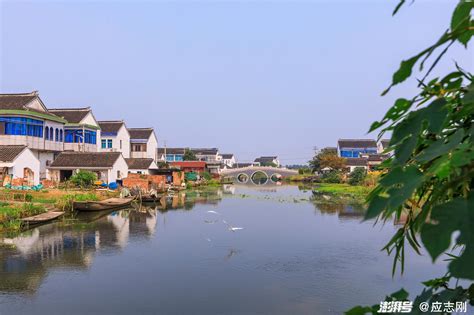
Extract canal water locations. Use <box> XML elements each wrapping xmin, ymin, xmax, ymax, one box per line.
<box><xmin>0</xmin><ymin>185</ymin><xmax>446</xmax><ymax>314</ymax></box>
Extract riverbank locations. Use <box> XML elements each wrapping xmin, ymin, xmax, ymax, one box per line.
<box><xmin>0</xmin><ymin>202</ymin><xmax>47</xmax><ymax>232</ymax></box>
<box><xmin>311</xmin><ymin>183</ymin><xmax>372</xmax><ymax>204</ymax></box>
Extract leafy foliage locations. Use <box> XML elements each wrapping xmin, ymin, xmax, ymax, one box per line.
<box><xmin>70</xmin><ymin>170</ymin><xmax>97</xmax><ymax>188</ymax></box>
<box><xmin>183</xmin><ymin>149</ymin><xmax>197</xmax><ymax>161</ymax></box>
<box><xmin>348</xmin><ymin>1</ymin><xmax>474</xmax><ymax>313</ymax></box>
<box><xmin>310</xmin><ymin>147</ymin><xmax>346</xmax><ymax>172</ymax></box>
<box><xmin>348</xmin><ymin>167</ymin><xmax>367</xmax><ymax>186</ymax></box>
<box><xmin>321</xmin><ymin>170</ymin><xmax>343</xmax><ymax>184</ymax></box>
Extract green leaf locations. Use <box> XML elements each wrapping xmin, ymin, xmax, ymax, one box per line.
<box><xmin>392</xmin><ymin>0</ymin><xmax>406</xmax><ymax>16</ymax></box>
<box><xmin>421</xmin><ymin>193</ymin><xmax>474</xmax><ymax>280</ymax></box>
<box><xmin>416</xmin><ymin>129</ymin><xmax>464</xmax><ymax>163</ymax></box>
<box><xmin>462</xmin><ymin>83</ymin><xmax>474</xmax><ymax>105</ymax></box>
<box><xmin>345</xmin><ymin>306</ymin><xmax>375</xmax><ymax>315</ymax></box>
<box><xmin>365</xmin><ymin>195</ymin><xmax>389</xmax><ymax>220</ymax></box>
<box><xmin>451</xmin><ymin>1</ymin><xmax>473</xmax><ymax>46</ymax></box>
<box><xmin>390</xmin><ymin>288</ymin><xmax>409</xmax><ymax>300</ymax></box>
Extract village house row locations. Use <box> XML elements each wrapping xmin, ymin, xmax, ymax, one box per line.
<box><xmin>0</xmin><ymin>91</ymin><xmax>390</xmax><ymax>187</ymax></box>
<box><xmin>0</xmin><ymin>91</ymin><xmax>250</xmax><ymax>186</ymax></box>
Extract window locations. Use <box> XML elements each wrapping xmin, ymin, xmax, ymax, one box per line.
<box><xmin>45</xmin><ymin>127</ymin><xmax>49</xmax><ymax>140</ymax></box>
<box><xmin>120</xmin><ymin>140</ymin><xmax>122</xmax><ymax>149</ymax></box>
<box><xmin>60</xmin><ymin>130</ymin><xmax>63</xmax><ymax>142</ymax></box>
<box><xmin>64</xmin><ymin>129</ymin><xmax>97</xmax><ymax>144</ymax></box>
<box><xmin>101</xmin><ymin>139</ymin><xmax>107</xmax><ymax>149</ymax></box>
<box><xmin>0</xmin><ymin>117</ymin><xmax>44</xmax><ymax>138</ymax></box>
<box><xmin>107</xmin><ymin>139</ymin><xmax>112</xmax><ymax>148</ymax></box>
<box><xmin>50</xmin><ymin>128</ymin><xmax>53</xmax><ymax>140</ymax></box>
<box><xmin>55</xmin><ymin>128</ymin><xmax>59</xmax><ymax>141</ymax></box>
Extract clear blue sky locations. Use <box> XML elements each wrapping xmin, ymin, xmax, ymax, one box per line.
<box><xmin>1</xmin><ymin>1</ymin><xmax>471</xmax><ymax>164</ymax></box>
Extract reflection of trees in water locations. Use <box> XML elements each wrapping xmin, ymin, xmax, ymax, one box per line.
<box><xmin>0</xmin><ymin>187</ymin><xmax>222</xmax><ymax>295</ymax></box>
<box><xmin>312</xmin><ymin>201</ymin><xmax>365</xmax><ymax>221</ymax></box>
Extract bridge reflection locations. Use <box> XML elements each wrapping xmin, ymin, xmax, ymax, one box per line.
<box><xmin>221</xmin><ymin>166</ymin><xmax>298</xmax><ymax>185</ymax></box>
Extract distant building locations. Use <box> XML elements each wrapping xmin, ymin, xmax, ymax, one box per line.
<box><xmin>0</xmin><ymin>91</ymin><xmax>67</xmax><ymax>180</ymax></box>
<box><xmin>0</xmin><ymin>145</ymin><xmax>41</xmax><ymax>185</ymax></box>
<box><xmin>337</xmin><ymin>139</ymin><xmax>378</xmax><ymax>158</ymax></box>
<box><xmin>170</xmin><ymin>161</ymin><xmax>206</xmax><ymax>173</ymax></box>
<box><xmin>98</xmin><ymin>120</ymin><xmax>131</xmax><ymax>158</ymax></box>
<box><xmin>191</xmin><ymin>148</ymin><xmax>222</xmax><ymax>162</ymax></box>
<box><xmin>49</xmin><ymin>107</ymin><xmax>101</xmax><ymax>153</ymax></box>
<box><xmin>221</xmin><ymin>154</ymin><xmax>236</xmax><ymax>167</ymax></box>
<box><xmin>157</xmin><ymin>147</ymin><xmax>186</xmax><ymax>162</ymax></box>
<box><xmin>254</xmin><ymin>156</ymin><xmax>280</xmax><ymax>167</ymax></box>
<box><xmin>345</xmin><ymin>157</ymin><xmax>369</xmax><ymax>172</ymax></box>
<box><xmin>125</xmin><ymin>158</ymin><xmax>158</xmax><ymax>175</ymax></box>
<box><xmin>128</xmin><ymin>128</ymin><xmax>158</xmax><ymax>160</ymax></box>
<box><xmin>48</xmin><ymin>152</ymin><xmax>128</xmax><ymax>184</ymax></box>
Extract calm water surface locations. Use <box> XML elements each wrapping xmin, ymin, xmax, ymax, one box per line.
<box><xmin>0</xmin><ymin>185</ymin><xmax>446</xmax><ymax>314</ymax></box>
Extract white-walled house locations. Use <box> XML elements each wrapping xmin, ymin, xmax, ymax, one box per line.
<box><xmin>254</xmin><ymin>156</ymin><xmax>280</xmax><ymax>167</ymax></box>
<box><xmin>98</xmin><ymin>120</ymin><xmax>131</xmax><ymax>158</ymax></box>
<box><xmin>221</xmin><ymin>154</ymin><xmax>236</xmax><ymax>167</ymax></box>
<box><xmin>192</xmin><ymin>148</ymin><xmax>222</xmax><ymax>162</ymax></box>
<box><xmin>0</xmin><ymin>91</ymin><xmax>67</xmax><ymax>179</ymax></box>
<box><xmin>0</xmin><ymin>145</ymin><xmax>41</xmax><ymax>185</ymax></box>
<box><xmin>49</xmin><ymin>107</ymin><xmax>101</xmax><ymax>153</ymax></box>
<box><xmin>128</xmin><ymin>128</ymin><xmax>158</xmax><ymax>160</ymax></box>
<box><xmin>48</xmin><ymin>152</ymin><xmax>128</xmax><ymax>184</ymax></box>
<box><xmin>125</xmin><ymin>158</ymin><xmax>158</xmax><ymax>174</ymax></box>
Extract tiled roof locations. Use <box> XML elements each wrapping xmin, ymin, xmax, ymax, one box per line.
<box><xmin>49</xmin><ymin>107</ymin><xmax>91</xmax><ymax>124</ymax></box>
<box><xmin>157</xmin><ymin>147</ymin><xmax>187</xmax><ymax>155</ymax></box>
<box><xmin>254</xmin><ymin>156</ymin><xmax>277</xmax><ymax>163</ymax></box>
<box><xmin>49</xmin><ymin>152</ymin><xmax>121</xmax><ymax>168</ymax></box>
<box><xmin>128</xmin><ymin>128</ymin><xmax>154</xmax><ymax>140</ymax></box>
<box><xmin>98</xmin><ymin>121</ymin><xmax>124</xmax><ymax>134</ymax></box>
<box><xmin>170</xmin><ymin>161</ymin><xmax>206</xmax><ymax>168</ymax></box>
<box><xmin>338</xmin><ymin>139</ymin><xmax>377</xmax><ymax>148</ymax></box>
<box><xmin>221</xmin><ymin>154</ymin><xmax>234</xmax><ymax>159</ymax></box>
<box><xmin>367</xmin><ymin>154</ymin><xmax>386</xmax><ymax>162</ymax></box>
<box><xmin>0</xmin><ymin>145</ymin><xmax>26</xmax><ymax>162</ymax></box>
<box><xmin>125</xmin><ymin>158</ymin><xmax>154</xmax><ymax>170</ymax></box>
<box><xmin>345</xmin><ymin>157</ymin><xmax>368</xmax><ymax>166</ymax></box>
<box><xmin>191</xmin><ymin>148</ymin><xmax>218</xmax><ymax>155</ymax></box>
<box><xmin>0</xmin><ymin>92</ymin><xmax>38</xmax><ymax>110</ymax></box>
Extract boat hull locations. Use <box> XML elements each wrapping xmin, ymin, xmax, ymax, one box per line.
<box><xmin>73</xmin><ymin>198</ymin><xmax>134</xmax><ymax>212</ymax></box>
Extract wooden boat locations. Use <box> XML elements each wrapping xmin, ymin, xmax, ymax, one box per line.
<box><xmin>21</xmin><ymin>211</ymin><xmax>65</xmax><ymax>225</ymax></box>
<box><xmin>73</xmin><ymin>197</ymin><xmax>134</xmax><ymax>212</ymax></box>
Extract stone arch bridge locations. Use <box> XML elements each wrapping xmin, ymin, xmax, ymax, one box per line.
<box><xmin>221</xmin><ymin>166</ymin><xmax>298</xmax><ymax>185</ymax></box>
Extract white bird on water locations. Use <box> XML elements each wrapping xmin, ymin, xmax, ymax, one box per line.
<box><xmin>207</xmin><ymin>210</ymin><xmax>220</xmax><ymax>215</ymax></box>
<box><xmin>222</xmin><ymin>220</ymin><xmax>244</xmax><ymax>232</ymax></box>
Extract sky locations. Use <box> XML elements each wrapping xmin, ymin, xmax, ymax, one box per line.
<box><xmin>0</xmin><ymin>0</ymin><xmax>472</xmax><ymax>164</ymax></box>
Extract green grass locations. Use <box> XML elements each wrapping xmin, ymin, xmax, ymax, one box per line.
<box><xmin>312</xmin><ymin>183</ymin><xmax>372</xmax><ymax>203</ymax></box>
<box><xmin>0</xmin><ymin>203</ymin><xmax>47</xmax><ymax>232</ymax></box>
<box><xmin>314</xmin><ymin>183</ymin><xmax>372</xmax><ymax>195</ymax></box>
<box><xmin>55</xmin><ymin>193</ymin><xmax>100</xmax><ymax>211</ymax></box>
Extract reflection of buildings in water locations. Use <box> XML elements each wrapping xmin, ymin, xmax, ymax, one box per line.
<box><xmin>0</xmin><ymin>210</ymin><xmax>139</xmax><ymax>295</ymax></box>
<box><xmin>313</xmin><ymin>202</ymin><xmax>365</xmax><ymax>221</ymax></box>
<box><xmin>222</xmin><ymin>184</ymin><xmax>235</xmax><ymax>194</ymax></box>
<box><xmin>128</xmin><ymin>210</ymin><xmax>157</xmax><ymax>238</ymax></box>
<box><xmin>158</xmin><ymin>191</ymin><xmax>223</xmax><ymax>212</ymax></box>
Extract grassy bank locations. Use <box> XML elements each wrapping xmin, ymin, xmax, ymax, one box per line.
<box><xmin>312</xmin><ymin>183</ymin><xmax>372</xmax><ymax>204</ymax></box>
<box><xmin>0</xmin><ymin>202</ymin><xmax>47</xmax><ymax>232</ymax></box>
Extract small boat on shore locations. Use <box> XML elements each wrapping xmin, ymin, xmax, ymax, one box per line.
<box><xmin>73</xmin><ymin>197</ymin><xmax>135</xmax><ymax>212</ymax></box>
<box><xmin>21</xmin><ymin>211</ymin><xmax>65</xmax><ymax>225</ymax></box>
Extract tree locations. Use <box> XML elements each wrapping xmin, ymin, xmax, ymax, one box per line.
<box><xmin>309</xmin><ymin>147</ymin><xmax>346</xmax><ymax>172</ymax></box>
<box><xmin>70</xmin><ymin>170</ymin><xmax>97</xmax><ymax>188</ymax></box>
<box><xmin>183</xmin><ymin>149</ymin><xmax>197</xmax><ymax>161</ymax></box>
<box><xmin>348</xmin><ymin>167</ymin><xmax>366</xmax><ymax>186</ymax></box>
<box><xmin>348</xmin><ymin>1</ymin><xmax>473</xmax><ymax>313</ymax></box>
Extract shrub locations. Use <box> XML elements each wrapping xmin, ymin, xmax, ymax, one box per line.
<box><xmin>201</xmin><ymin>171</ymin><xmax>212</xmax><ymax>181</ymax></box>
<box><xmin>70</xmin><ymin>170</ymin><xmax>97</xmax><ymax>188</ymax></box>
<box><xmin>348</xmin><ymin>167</ymin><xmax>367</xmax><ymax>186</ymax></box>
<box><xmin>321</xmin><ymin>170</ymin><xmax>343</xmax><ymax>184</ymax></box>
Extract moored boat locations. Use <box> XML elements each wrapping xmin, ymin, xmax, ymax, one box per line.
<box><xmin>21</xmin><ymin>211</ymin><xmax>65</xmax><ymax>225</ymax></box>
<box><xmin>73</xmin><ymin>197</ymin><xmax>135</xmax><ymax>212</ymax></box>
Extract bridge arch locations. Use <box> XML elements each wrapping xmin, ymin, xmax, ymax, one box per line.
<box><xmin>250</xmin><ymin>171</ymin><xmax>268</xmax><ymax>185</ymax></box>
